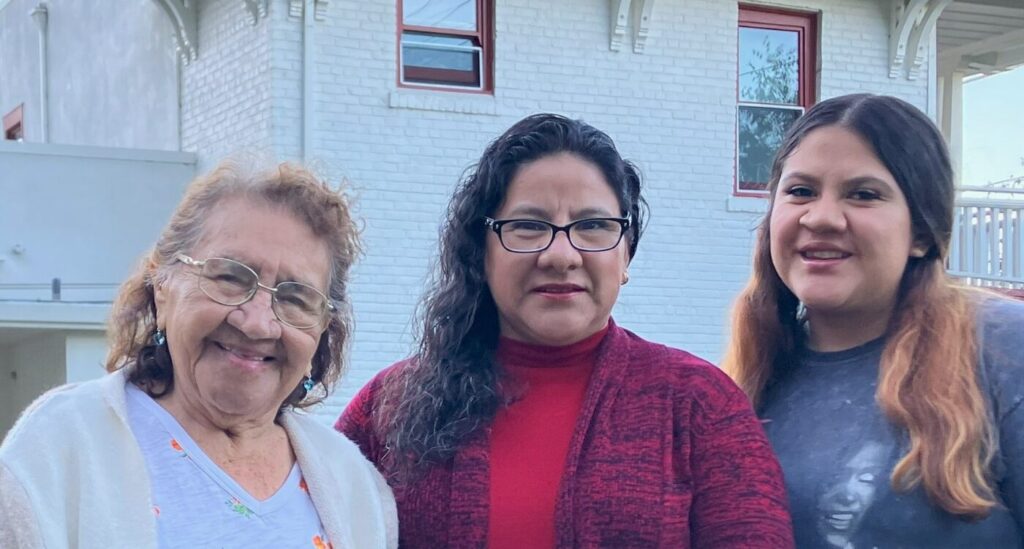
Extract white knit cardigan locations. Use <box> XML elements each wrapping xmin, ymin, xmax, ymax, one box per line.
<box><xmin>0</xmin><ymin>369</ymin><xmax>398</xmax><ymax>549</ymax></box>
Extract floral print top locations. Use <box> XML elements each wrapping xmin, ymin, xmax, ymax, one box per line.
<box><xmin>125</xmin><ymin>384</ymin><xmax>332</xmax><ymax>548</ymax></box>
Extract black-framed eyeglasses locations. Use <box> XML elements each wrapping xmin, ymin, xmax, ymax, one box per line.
<box><xmin>176</xmin><ymin>254</ymin><xmax>334</xmax><ymax>330</ymax></box>
<box><xmin>484</xmin><ymin>216</ymin><xmax>631</xmax><ymax>253</ymax></box>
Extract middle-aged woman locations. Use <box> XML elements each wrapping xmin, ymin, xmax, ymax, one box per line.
<box><xmin>337</xmin><ymin>113</ymin><xmax>794</xmax><ymax>548</ymax></box>
<box><xmin>724</xmin><ymin>93</ymin><xmax>1024</xmax><ymax>548</ymax></box>
<box><xmin>0</xmin><ymin>162</ymin><xmax>397</xmax><ymax>548</ymax></box>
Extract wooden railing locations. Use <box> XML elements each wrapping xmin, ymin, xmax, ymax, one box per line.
<box><xmin>949</xmin><ymin>187</ymin><xmax>1024</xmax><ymax>288</ymax></box>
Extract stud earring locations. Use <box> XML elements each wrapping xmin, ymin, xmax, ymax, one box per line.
<box><xmin>302</xmin><ymin>376</ymin><xmax>315</xmax><ymax>392</ymax></box>
<box><xmin>153</xmin><ymin>330</ymin><xmax>166</xmax><ymax>346</ymax></box>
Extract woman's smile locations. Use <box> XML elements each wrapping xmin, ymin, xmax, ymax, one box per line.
<box><xmin>212</xmin><ymin>340</ymin><xmax>277</xmax><ymax>372</ymax></box>
<box><xmin>532</xmin><ymin>283</ymin><xmax>586</xmax><ymax>301</ymax></box>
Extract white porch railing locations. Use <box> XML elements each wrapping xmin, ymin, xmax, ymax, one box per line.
<box><xmin>949</xmin><ymin>188</ymin><xmax>1024</xmax><ymax>288</ymax></box>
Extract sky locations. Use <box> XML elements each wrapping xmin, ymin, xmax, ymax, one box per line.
<box><xmin>962</xmin><ymin>66</ymin><xmax>1024</xmax><ymax>186</ymax></box>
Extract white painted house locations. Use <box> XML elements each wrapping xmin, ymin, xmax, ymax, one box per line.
<box><xmin>1</xmin><ymin>0</ymin><xmax>1021</xmax><ymax>433</ymax></box>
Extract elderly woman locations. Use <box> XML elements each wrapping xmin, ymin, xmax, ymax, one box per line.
<box><xmin>724</xmin><ymin>94</ymin><xmax>1024</xmax><ymax>547</ymax></box>
<box><xmin>337</xmin><ymin>114</ymin><xmax>793</xmax><ymax>547</ymax></box>
<box><xmin>0</xmin><ymin>162</ymin><xmax>397</xmax><ymax>548</ymax></box>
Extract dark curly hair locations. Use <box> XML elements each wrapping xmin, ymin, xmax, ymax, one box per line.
<box><xmin>376</xmin><ymin>113</ymin><xmax>648</xmax><ymax>474</ymax></box>
<box><xmin>105</xmin><ymin>161</ymin><xmax>362</xmax><ymax>410</ymax></box>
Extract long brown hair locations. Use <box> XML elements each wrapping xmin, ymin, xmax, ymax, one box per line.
<box><xmin>723</xmin><ymin>94</ymin><xmax>998</xmax><ymax>519</ymax></box>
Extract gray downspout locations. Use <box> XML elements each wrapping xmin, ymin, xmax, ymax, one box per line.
<box><xmin>29</xmin><ymin>2</ymin><xmax>48</xmax><ymax>143</ymax></box>
<box><xmin>177</xmin><ymin>53</ymin><xmax>183</xmax><ymax>151</ymax></box>
<box><xmin>302</xmin><ymin>0</ymin><xmax>314</xmax><ymax>161</ymax></box>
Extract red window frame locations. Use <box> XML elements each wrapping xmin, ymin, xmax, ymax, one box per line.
<box><xmin>397</xmin><ymin>0</ymin><xmax>494</xmax><ymax>94</ymax></box>
<box><xmin>3</xmin><ymin>104</ymin><xmax>24</xmax><ymax>141</ymax></box>
<box><xmin>735</xmin><ymin>5</ymin><xmax>817</xmax><ymax>197</ymax></box>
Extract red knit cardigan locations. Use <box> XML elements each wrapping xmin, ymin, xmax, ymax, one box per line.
<box><xmin>337</xmin><ymin>321</ymin><xmax>794</xmax><ymax>548</ymax></box>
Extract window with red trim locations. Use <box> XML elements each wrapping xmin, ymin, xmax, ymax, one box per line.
<box><xmin>3</xmin><ymin>104</ymin><xmax>24</xmax><ymax>141</ymax></box>
<box><xmin>736</xmin><ymin>5</ymin><xmax>817</xmax><ymax>194</ymax></box>
<box><xmin>398</xmin><ymin>0</ymin><xmax>493</xmax><ymax>92</ymax></box>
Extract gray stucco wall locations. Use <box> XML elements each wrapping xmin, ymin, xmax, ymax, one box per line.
<box><xmin>0</xmin><ymin>0</ymin><xmax>42</xmax><ymax>140</ymax></box>
<box><xmin>0</xmin><ymin>141</ymin><xmax>196</xmax><ymax>303</ymax></box>
<box><xmin>0</xmin><ymin>0</ymin><xmax>180</xmax><ymax>149</ymax></box>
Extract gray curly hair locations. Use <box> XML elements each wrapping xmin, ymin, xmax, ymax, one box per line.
<box><xmin>105</xmin><ymin>160</ymin><xmax>362</xmax><ymax>410</ymax></box>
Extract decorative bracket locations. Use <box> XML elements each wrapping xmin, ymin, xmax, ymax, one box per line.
<box><xmin>610</xmin><ymin>0</ymin><xmax>631</xmax><ymax>52</ymax></box>
<box><xmin>889</xmin><ymin>0</ymin><xmax>951</xmax><ymax>79</ymax></box>
<box><xmin>152</xmin><ymin>0</ymin><xmax>272</xmax><ymax>63</ymax></box>
<box><xmin>151</xmin><ymin>0</ymin><xmax>198</xmax><ymax>64</ymax></box>
<box><xmin>289</xmin><ymin>0</ymin><xmax>329</xmax><ymax>21</ymax></box>
<box><xmin>632</xmin><ymin>0</ymin><xmax>655</xmax><ymax>53</ymax></box>
<box><xmin>242</xmin><ymin>0</ymin><xmax>268</xmax><ymax>25</ymax></box>
<box><xmin>906</xmin><ymin>0</ymin><xmax>951</xmax><ymax>79</ymax></box>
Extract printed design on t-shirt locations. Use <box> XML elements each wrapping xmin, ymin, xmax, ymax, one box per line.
<box><xmin>816</xmin><ymin>441</ymin><xmax>887</xmax><ymax>549</ymax></box>
<box><xmin>226</xmin><ymin>496</ymin><xmax>255</xmax><ymax>518</ymax></box>
<box><xmin>170</xmin><ymin>438</ymin><xmax>187</xmax><ymax>457</ymax></box>
<box><xmin>312</xmin><ymin>534</ymin><xmax>333</xmax><ymax>549</ymax></box>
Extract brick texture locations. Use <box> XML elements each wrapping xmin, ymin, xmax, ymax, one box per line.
<box><xmin>178</xmin><ymin>0</ymin><xmax>930</xmax><ymax>423</ymax></box>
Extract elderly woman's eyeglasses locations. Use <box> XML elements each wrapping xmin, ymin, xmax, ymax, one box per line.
<box><xmin>484</xmin><ymin>216</ymin><xmax>631</xmax><ymax>253</ymax></box>
<box><xmin>176</xmin><ymin>254</ymin><xmax>333</xmax><ymax>330</ymax></box>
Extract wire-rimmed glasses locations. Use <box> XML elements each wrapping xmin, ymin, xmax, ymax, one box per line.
<box><xmin>484</xmin><ymin>216</ymin><xmax>631</xmax><ymax>253</ymax></box>
<box><xmin>176</xmin><ymin>254</ymin><xmax>333</xmax><ymax>329</ymax></box>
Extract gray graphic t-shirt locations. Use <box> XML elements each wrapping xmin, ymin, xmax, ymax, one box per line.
<box><xmin>761</xmin><ymin>298</ymin><xmax>1024</xmax><ymax>548</ymax></box>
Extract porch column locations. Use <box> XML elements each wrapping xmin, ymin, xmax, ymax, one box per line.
<box><xmin>939</xmin><ymin>69</ymin><xmax>965</xmax><ymax>186</ymax></box>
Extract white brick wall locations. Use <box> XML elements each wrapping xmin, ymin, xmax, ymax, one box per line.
<box><xmin>179</xmin><ymin>0</ymin><xmax>930</xmax><ymax>424</ymax></box>
<box><xmin>181</xmin><ymin>0</ymin><xmax>274</xmax><ymax>170</ymax></box>
<box><xmin>269</xmin><ymin>5</ymin><xmax>304</xmax><ymax>160</ymax></box>
<box><xmin>816</xmin><ymin>1</ymin><xmax>930</xmax><ymax>102</ymax></box>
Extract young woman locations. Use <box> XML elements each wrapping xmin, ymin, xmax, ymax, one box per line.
<box><xmin>724</xmin><ymin>93</ymin><xmax>1024</xmax><ymax>548</ymax></box>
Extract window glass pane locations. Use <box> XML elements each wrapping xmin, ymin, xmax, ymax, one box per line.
<box><xmin>402</xmin><ymin>32</ymin><xmax>480</xmax><ymax>87</ymax></box>
<box><xmin>739</xmin><ymin>27</ymin><xmax>799</xmax><ymax>105</ymax></box>
<box><xmin>403</xmin><ymin>0</ymin><xmax>476</xmax><ymax>31</ymax></box>
<box><xmin>403</xmin><ymin>33</ymin><xmax>476</xmax><ymax>71</ymax></box>
<box><xmin>738</xmin><ymin>106</ymin><xmax>802</xmax><ymax>191</ymax></box>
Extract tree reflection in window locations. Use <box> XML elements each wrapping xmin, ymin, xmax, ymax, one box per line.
<box><xmin>736</xmin><ymin>11</ymin><xmax>814</xmax><ymax>193</ymax></box>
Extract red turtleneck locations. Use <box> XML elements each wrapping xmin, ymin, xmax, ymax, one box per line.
<box><xmin>487</xmin><ymin>326</ymin><xmax>609</xmax><ymax>549</ymax></box>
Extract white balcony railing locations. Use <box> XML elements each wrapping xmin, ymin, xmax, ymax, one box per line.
<box><xmin>949</xmin><ymin>187</ymin><xmax>1024</xmax><ymax>288</ymax></box>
